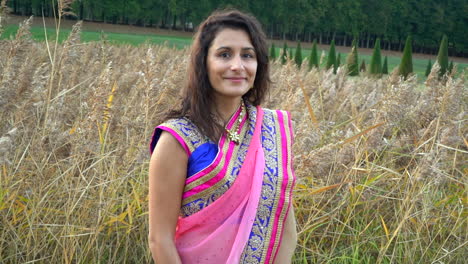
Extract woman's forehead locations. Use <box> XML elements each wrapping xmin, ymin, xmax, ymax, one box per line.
<box><xmin>210</xmin><ymin>28</ymin><xmax>253</xmax><ymax>49</ymax></box>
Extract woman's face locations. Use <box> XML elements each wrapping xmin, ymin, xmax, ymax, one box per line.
<box><xmin>206</xmin><ymin>28</ymin><xmax>257</xmax><ymax>102</ymax></box>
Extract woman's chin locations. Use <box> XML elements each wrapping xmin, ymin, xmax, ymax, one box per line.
<box><xmin>214</xmin><ymin>88</ymin><xmax>250</xmax><ymax>99</ymax></box>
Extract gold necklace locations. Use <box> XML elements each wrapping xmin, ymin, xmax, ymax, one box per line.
<box><xmin>226</xmin><ymin>100</ymin><xmax>245</xmax><ymax>144</ymax></box>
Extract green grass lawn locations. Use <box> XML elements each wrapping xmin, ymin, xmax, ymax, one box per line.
<box><xmin>1</xmin><ymin>24</ymin><xmax>193</xmax><ymax>48</ymax></box>
<box><xmin>2</xmin><ymin>24</ymin><xmax>466</xmax><ymax>77</ymax></box>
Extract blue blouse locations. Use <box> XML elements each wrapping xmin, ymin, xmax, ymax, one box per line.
<box><xmin>150</xmin><ymin>125</ymin><xmax>218</xmax><ymax>178</ymax></box>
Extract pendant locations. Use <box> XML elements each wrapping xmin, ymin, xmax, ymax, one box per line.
<box><xmin>227</xmin><ymin>129</ymin><xmax>240</xmax><ymax>144</ymax></box>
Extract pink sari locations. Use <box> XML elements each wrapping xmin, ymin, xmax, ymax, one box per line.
<box><xmin>175</xmin><ymin>106</ymin><xmax>265</xmax><ymax>263</ymax></box>
<box><xmin>151</xmin><ymin>104</ymin><xmax>295</xmax><ymax>263</ymax></box>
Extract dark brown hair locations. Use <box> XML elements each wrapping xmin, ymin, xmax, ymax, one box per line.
<box><xmin>165</xmin><ymin>9</ymin><xmax>271</xmax><ymax>141</ymax></box>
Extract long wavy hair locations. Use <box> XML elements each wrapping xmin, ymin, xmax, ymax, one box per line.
<box><xmin>164</xmin><ymin>9</ymin><xmax>271</xmax><ymax>142</ymax></box>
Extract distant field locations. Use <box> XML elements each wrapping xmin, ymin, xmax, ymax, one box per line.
<box><xmin>2</xmin><ymin>24</ymin><xmax>467</xmax><ymax>78</ymax></box>
<box><xmin>1</xmin><ymin>24</ymin><xmax>193</xmax><ymax>48</ymax></box>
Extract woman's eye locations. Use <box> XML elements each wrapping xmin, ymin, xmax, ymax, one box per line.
<box><xmin>217</xmin><ymin>52</ymin><xmax>255</xmax><ymax>59</ymax></box>
<box><xmin>219</xmin><ymin>52</ymin><xmax>230</xmax><ymax>58</ymax></box>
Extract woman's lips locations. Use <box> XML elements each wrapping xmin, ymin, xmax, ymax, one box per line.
<box><xmin>225</xmin><ymin>77</ymin><xmax>246</xmax><ymax>83</ymax></box>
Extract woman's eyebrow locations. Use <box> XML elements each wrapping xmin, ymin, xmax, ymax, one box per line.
<box><xmin>216</xmin><ymin>46</ymin><xmax>231</xmax><ymax>51</ymax></box>
<box><xmin>216</xmin><ymin>46</ymin><xmax>255</xmax><ymax>51</ymax></box>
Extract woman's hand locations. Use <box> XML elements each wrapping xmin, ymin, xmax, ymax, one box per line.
<box><xmin>148</xmin><ymin>131</ymin><xmax>188</xmax><ymax>264</ymax></box>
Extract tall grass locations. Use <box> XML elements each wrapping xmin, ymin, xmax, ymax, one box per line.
<box><xmin>0</xmin><ymin>18</ymin><xmax>466</xmax><ymax>263</ymax></box>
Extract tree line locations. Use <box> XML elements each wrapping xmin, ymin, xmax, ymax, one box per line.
<box><xmin>6</xmin><ymin>0</ymin><xmax>468</xmax><ymax>57</ymax></box>
<box><xmin>275</xmin><ymin>34</ymin><xmax>453</xmax><ymax>82</ymax></box>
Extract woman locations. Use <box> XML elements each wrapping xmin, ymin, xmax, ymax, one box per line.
<box><xmin>148</xmin><ymin>10</ymin><xmax>296</xmax><ymax>264</ymax></box>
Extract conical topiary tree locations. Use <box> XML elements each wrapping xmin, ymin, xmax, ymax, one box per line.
<box><xmin>334</xmin><ymin>53</ymin><xmax>341</xmax><ymax>74</ymax></box>
<box><xmin>360</xmin><ymin>59</ymin><xmax>366</xmax><ymax>72</ymax></box>
<box><xmin>281</xmin><ymin>42</ymin><xmax>288</xmax><ymax>65</ymax></box>
<box><xmin>398</xmin><ymin>36</ymin><xmax>413</xmax><ymax>79</ymax></box>
<box><xmin>270</xmin><ymin>43</ymin><xmax>276</xmax><ymax>61</ymax></box>
<box><xmin>326</xmin><ymin>39</ymin><xmax>336</xmax><ymax>70</ymax></box>
<box><xmin>425</xmin><ymin>60</ymin><xmax>432</xmax><ymax>77</ymax></box>
<box><xmin>369</xmin><ymin>38</ymin><xmax>382</xmax><ymax>76</ymax></box>
<box><xmin>308</xmin><ymin>39</ymin><xmax>319</xmax><ymax>70</ymax></box>
<box><xmin>382</xmin><ymin>56</ymin><xmax>388</xmax><ymax>74</ymax></box>
<box><xmin>436</xmin><ymin>35</ymin><xmax>449</xmax><ymax>78</ymax></box>
<box><xmin>294</xmin><ymin>42</ymin><xmax>302</xmax><ymax>68</ymax></box>
<box><xmin>346</xmin><ymin>39</ymin><xmax>359</xmax><ymax>76</ymax></box>
<box><xmin>289</xmin><ymin>46</ymin><xmax>294</xmax><ymax>60</ymax></box>
<box><xmin>448</xmin><ymin>61</ymin><xmax>454</xmax><ymax>74</ymax></box>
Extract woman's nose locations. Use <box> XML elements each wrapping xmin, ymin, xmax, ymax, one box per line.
<box><xmin>230</xmin><ymin>55</ymin><xmax>244</xmax><ymax>71</ymax></box>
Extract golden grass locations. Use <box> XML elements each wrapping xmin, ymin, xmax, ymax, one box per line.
<box><xmin>0</xmin><ymin>18</ymin><xmax>467</xmax><ymax>263</ymax></box>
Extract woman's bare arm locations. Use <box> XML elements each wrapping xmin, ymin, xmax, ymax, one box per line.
<box><xmin>148</xmin><ymin>131</ymin><xmax>188</xmax><ymax>264</ymax></box>
<box><xmin>274</xmin><ymin>204</ymin><xmax>297</xmax><ymax>264</ymax></box>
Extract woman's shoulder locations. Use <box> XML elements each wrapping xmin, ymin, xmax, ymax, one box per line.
<box><xmin>260</xmin><ymin>107</ymin><xmax>292</xmax><ymax>123</ymax></box>
<box><xmin>261</xmin><ymin>107</ymin><xmax>290</xmax><ymax>114</ymax></box>
<box><xmin>158</xmin><ymin>116</ymin><xmax>195</xmax><ymax>131</ymax></box>
<box><xmin>150</xmin><ymin>117</ymin><xmax>209</xmax><ymax>156</ymax></box>
<box><xmin>245</xmin><ymin>103</ymin><xmax>290</xmax><ymax>118</ymax></box>
<box><xmin>258</xmin><ymin>106</ymin><xmax>294</xmax><ymax>135</ymax></box>
<box><xmin>259</xmin><ymin>107</ymin><xmax>295</xmax><ymax>148</ymax></box>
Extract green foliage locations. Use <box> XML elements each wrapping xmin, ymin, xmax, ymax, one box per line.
<box><xmin>382</xmin><ymin>56</ymin><xmax>389</xmax><ymax>74</ymax></box>
<box><xmin>398</xmin><ymin>36</ymin><xmax>413</xmax><ymax>79</ymax></box>
<box><xmin>325</xmin><ymin>39</ymin><xmax>336</xmax><ymax>70</ymax></box>
<box><xmin>437</xmin><ymin>35</ymin><xmax>449</xmax><ymax>78</ymax></box>
<box><xmin>5</xmin><ymin>0</ymin><xmax>468</xmax><ymax>56</ymax></box>
<box><xmin>351</xmin><ymin>38</ymin><xmax>357</xmax><ymax>48</ymax></box>
<box><xmin>269</xmin><ymin>43</ymin><xmax>276</xmax><ymax>61</ymax></box>
<box><xmin>308</xmin><ymin>39</ymin><xmax>319</xmax><ymax>70</ymax></box>
<box><xmin>346</xmin><ymin>40</ymin><xmax>359</xmax><ymax>76</ymax></box>
<box><xmin>360</xmin><ymin>59</ymin><xmax>366</xmax><ymax>72</ymax></box>
<box><xmin>2</xmin><ymin>24</ymin><xmax>465</xmax><ymax>78</ymax></box>
<box><xmin>369</xmin><ymin>38</ymin><xmax>382</xmax><ymax>75</ymax></box>
<box><xmin>448</xmin><ymin>61</ymin><xmax>454</xmax><ymax>73</ymax></box>
<box><xmin>281</xmin><ymin>42</ymin><xmax>288</xmax><ymax>65</ymax></box>
<box><xmin>294</xmin><ymin>42</ymin><xmax>303</xmax><ymax>68</ymax></box>
<box><xmin>425</xmin><ymin>60</ymin><xmax>432</xmax><ymax>76</ymax></box>
<box><xmin>334</xmin><ymin>53</ymin><xmax>341</xmax><ymax>74</ymax></box>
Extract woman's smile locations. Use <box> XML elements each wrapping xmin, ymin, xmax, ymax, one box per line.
<box><xmin>224</xmin><ymin>77</ymin><xmax>247</xmax><ymax>83</ymax></box>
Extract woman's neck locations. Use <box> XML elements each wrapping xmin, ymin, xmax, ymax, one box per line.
<box><xmin>213</xmin><ymin>96</ymin><xmax>243</xmax><ymax>125</ymax></box>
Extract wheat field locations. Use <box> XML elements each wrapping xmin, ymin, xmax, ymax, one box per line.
<box><xmin>0</xmin><ymin>18</ymin><xmax>467</xmax><ymax>263</ymax></box>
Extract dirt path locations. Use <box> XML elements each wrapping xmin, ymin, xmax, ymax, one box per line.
<box><xmin>5</xmin><ymin>14</ymin><xmax>468</xmax><ymax>63</ymax></box>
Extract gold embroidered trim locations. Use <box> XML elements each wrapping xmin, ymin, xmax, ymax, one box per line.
<box><xmin>239</xmin><ymin>109</ymin><xmax>295</xmax><ymax>263</ymax></box>
<box><xmin>183</xmin><ymin>137</ymin><xmax>231</xmax><ymax>190</ymax></box>
<box><xmin>161</xmin><ymin>118</ymin><xmax>208</xmax><ymax>154</ymax></box>
<box><xmin>181</xmin><ymin>107</ymin><xmax>253</xmax><ymax>206</ymax></box>
<box><xmin>269</xmin><ymin>111</ymin><xmax>294</xmax><ymax>263</ymax></box>
<box><xmin>240</xmin><ymin>109</ymin><xmax>275</xmax><ymax>263</ymax></box>
<box><xmin>260</xmin><ymin>110</ymin><xmax>284</xmax><ymax>262</ymax></box>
